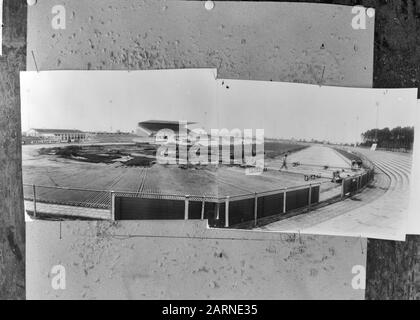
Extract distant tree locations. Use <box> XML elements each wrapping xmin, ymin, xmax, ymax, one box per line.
<box><xmin>361</xmin><ymin>126</ymin><xmax>414</xmax><ymax>150</ymax></box>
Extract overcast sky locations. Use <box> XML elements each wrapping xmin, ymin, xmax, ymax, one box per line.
<box><xmin>216</xmin><ymin>79</ymin><xmax>417</xmax><ymax>143</ymax></box>
<box><xmin>21</xmin><ymin>69</ymin><xmax>218</xmax><ymax>133</ymax></box>
<box><xmin>21</xmin><ymin>69</ymin><xmax>418</xmax><ymax>144</ymax></box>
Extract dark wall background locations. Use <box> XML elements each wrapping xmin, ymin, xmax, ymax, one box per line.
<box><xmin>0</xmin><ymin>0</ymin><xmax>26</xmax><ymax>300</ymax></box>
<box><xmin>0</xmin><ymin>0</ymin><xmax>419</xmax><ymax>299</ymax></box>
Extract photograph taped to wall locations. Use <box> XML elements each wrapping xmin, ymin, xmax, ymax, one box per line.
<box><xmin>21</xmin><ymin>70</ymin><xmax>418</xmax><ymax>241</ymax></box>
<box><xmin>216</xmin><ymin>79</ymin><xmax>417</xmax><ymax>241</ymax></box>
<box><xmin>21</xmin><ymin>69</ymin><xmax>219</xmax><ymax>221</ymax></box>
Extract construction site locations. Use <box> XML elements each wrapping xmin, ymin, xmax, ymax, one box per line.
<box><xmin>21</xmin><ymin>126</ymin><xmax>408</xmax><ymax>238</ymax></box>
<box><xmin>19</xmin><ymin>68</ymin><xmax>417</xmax><ymax>240</ymax></box>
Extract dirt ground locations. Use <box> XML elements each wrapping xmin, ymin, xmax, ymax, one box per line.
<box><xmin>22</xmin><ymin>142</ymin><xmax>361</xmax><ymax>211</ymax></box>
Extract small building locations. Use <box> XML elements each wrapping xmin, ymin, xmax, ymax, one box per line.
<box><xmin>26</xmin><ymin>128</ymin><xmax>87</xmax><ymax>143</ymax></box>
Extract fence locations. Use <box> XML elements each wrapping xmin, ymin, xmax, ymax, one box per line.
<box><xmin>23</xmin><ymin>184</ymin><xmax>112</xmax><ymax>210</ymax></box>
<box><xmin>23</xmin><ymin>165</ymin><xmax>373</xmax><ymax>227</ymax></box>
<box><xmin>340</xmin><ymin>169</ymin><xmax>373</xmax><ymax>197</ymax></box>
<box><xmin>335</xmin><ymin>149</ymin><xmax>375</xmax><ymax>198</ymax></box>
<box><xmin>110</xmin><ymin>183</ymin><xmax>320</xmax><ymax>227</ymax></box>
<box><xmin>23</xmin><ymin>182</ymin><xmax>320</xmax><ymax>227</ymax></box>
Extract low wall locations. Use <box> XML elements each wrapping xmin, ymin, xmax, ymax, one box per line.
<box><xmin>342</xmin><ymin>169</ymin><xmax>374</xmax><ymax>196</ymax></box>
<box><xmin>114</xmin><ymin>185</ymin><xmax>321</xmax><ymax>227</ymax></box>
<box><xmin>333</xmin><ymin>148</ymin><xmax>376</xmax><ymax>197</ymax></box>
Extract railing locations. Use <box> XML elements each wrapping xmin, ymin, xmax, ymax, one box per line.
<box><xmin>23</xmin><ymin>164</ymin><xmax>373</xmax><ymax>226</ymax></box>
<box><xmin>340</xmin><ymin>169</ymin><xmax>374</xmax><ymax>198</ymax></box>
<box><xmin>23</xmin><ymin>182</ymin><xmax>321</xmax><ymax>226</ymax></box>
<box><xmin>23</xmin><ymin>184</ymin><xmax>113</xmax><ymax>210</ymax></box>
<box><xmin>111</xmin><ymin>182</ymin><xmax>321</xmax><ymax>227</ymax></box>
<box><xmin>332</xmin><ymin>148</ymin><xmax>376</xmax><ymax>198</ymax></box>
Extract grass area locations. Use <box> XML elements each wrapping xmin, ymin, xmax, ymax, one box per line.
<box><xmin>334</xmin><ymin>148</ymin><xmax>362</xmax><ymax>162</ymax></box>
<box><xmin>264</xmin><ymin>141</ymin><xmax>308</xmax><ymax>159</ymax></box>
<box><xmin>88</xmin><ymin>133</ymin><xmax>140</xmax><ymax>143</ymax></box>
<box><xmin>37</xmin><ymin>140</ymin><xmax>307</xmax><ymax>167</ymax></box>
<box><xmin>39</xmin><ymin>144</ymin><xmax>156</xmax><ymax>166</ymax></box>
<box><xmin>124</xmin><ymin>156</ymin><xmax>155</xmax><ymax>167</ymax></box>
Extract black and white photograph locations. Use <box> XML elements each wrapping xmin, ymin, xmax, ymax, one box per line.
<box><xmin>2</xmin><ymin>0</ymin><xmax>420</xmax><ymax>304</ymax></box>
<box><xmin>216</xmin><ymin>79</ymin><xmax>418</xmax><ymax>240</ymax></box>
<box><xmin>21</xmin><ymin>70</ymin><xmax>417</xmax><ymax>241</ymax></box>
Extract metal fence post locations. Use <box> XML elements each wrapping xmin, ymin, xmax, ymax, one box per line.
<box><xmin>317</xmin><ymin>183</ymin><xmax>321</xmax><ymax>202</ymax></box>
<box><xmin>225</xmin><ymin>196</ymin><xmax>230</xmax><ymax>227</ymax></box>
<box><xmin>356</xmin><ymin>176</ymin><xmax>359</xmax><ymax>192</ymax></box>
<box><xmin>110</xmin><ymin>191</ymin><xmax>115</xmax><ymax>220</ymax></box>
<box><xmin>201</xmin><ymin>196</ymin><xmax>205</xmax><ymax>220</ymax></box>
<box><xmin>33</xmin><ymin>184</ymin><xmax>37</xmax><ymax>218</ymax></box>
<box><xmin>283</xmin><ymin>188</ymin><xmax>287</xmax><ymax>213</ymax></box>
<box><xmin>308</xmin><ymin>184</ymin><xmax>312</xmax><ymax>210</ymax></box>
<box><xmin>215</xmin><ymin>202</ymin><xmax>220</xmax><ymax>220</ymax></box>
<box><xmin>254</xmin><ymin>192</ymin><xmax>258</xmax><ymax>226</ymax></box>
<box><xmin>184</xmin><ymin>195</ymin><xmax>189</xmax><ymax>220</ymax></box>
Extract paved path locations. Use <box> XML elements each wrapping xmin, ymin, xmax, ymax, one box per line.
<box><xmin>258</xmin><ymin>148</ymin><xmax>411</xmax><ymax>240</ymax></box>
<box><xmin>268</xmin><ymin>145</ymin><xmax>351</xmax><ymax>168</ymax></box>
<box><xmin>288</xmin><ymin>145</ymin><xmax>352</xmax><ymax>168</ymax></box>
<box><xmin>267</xmin><ymin>145</ymin><xmax>354</xmax><ymax>179</ymax></box>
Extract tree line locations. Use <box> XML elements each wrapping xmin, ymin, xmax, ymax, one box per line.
<box><xmin>360</xmin><ymin>126</ymin><xmax>415</xmax><ymax>150</ymax></box>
